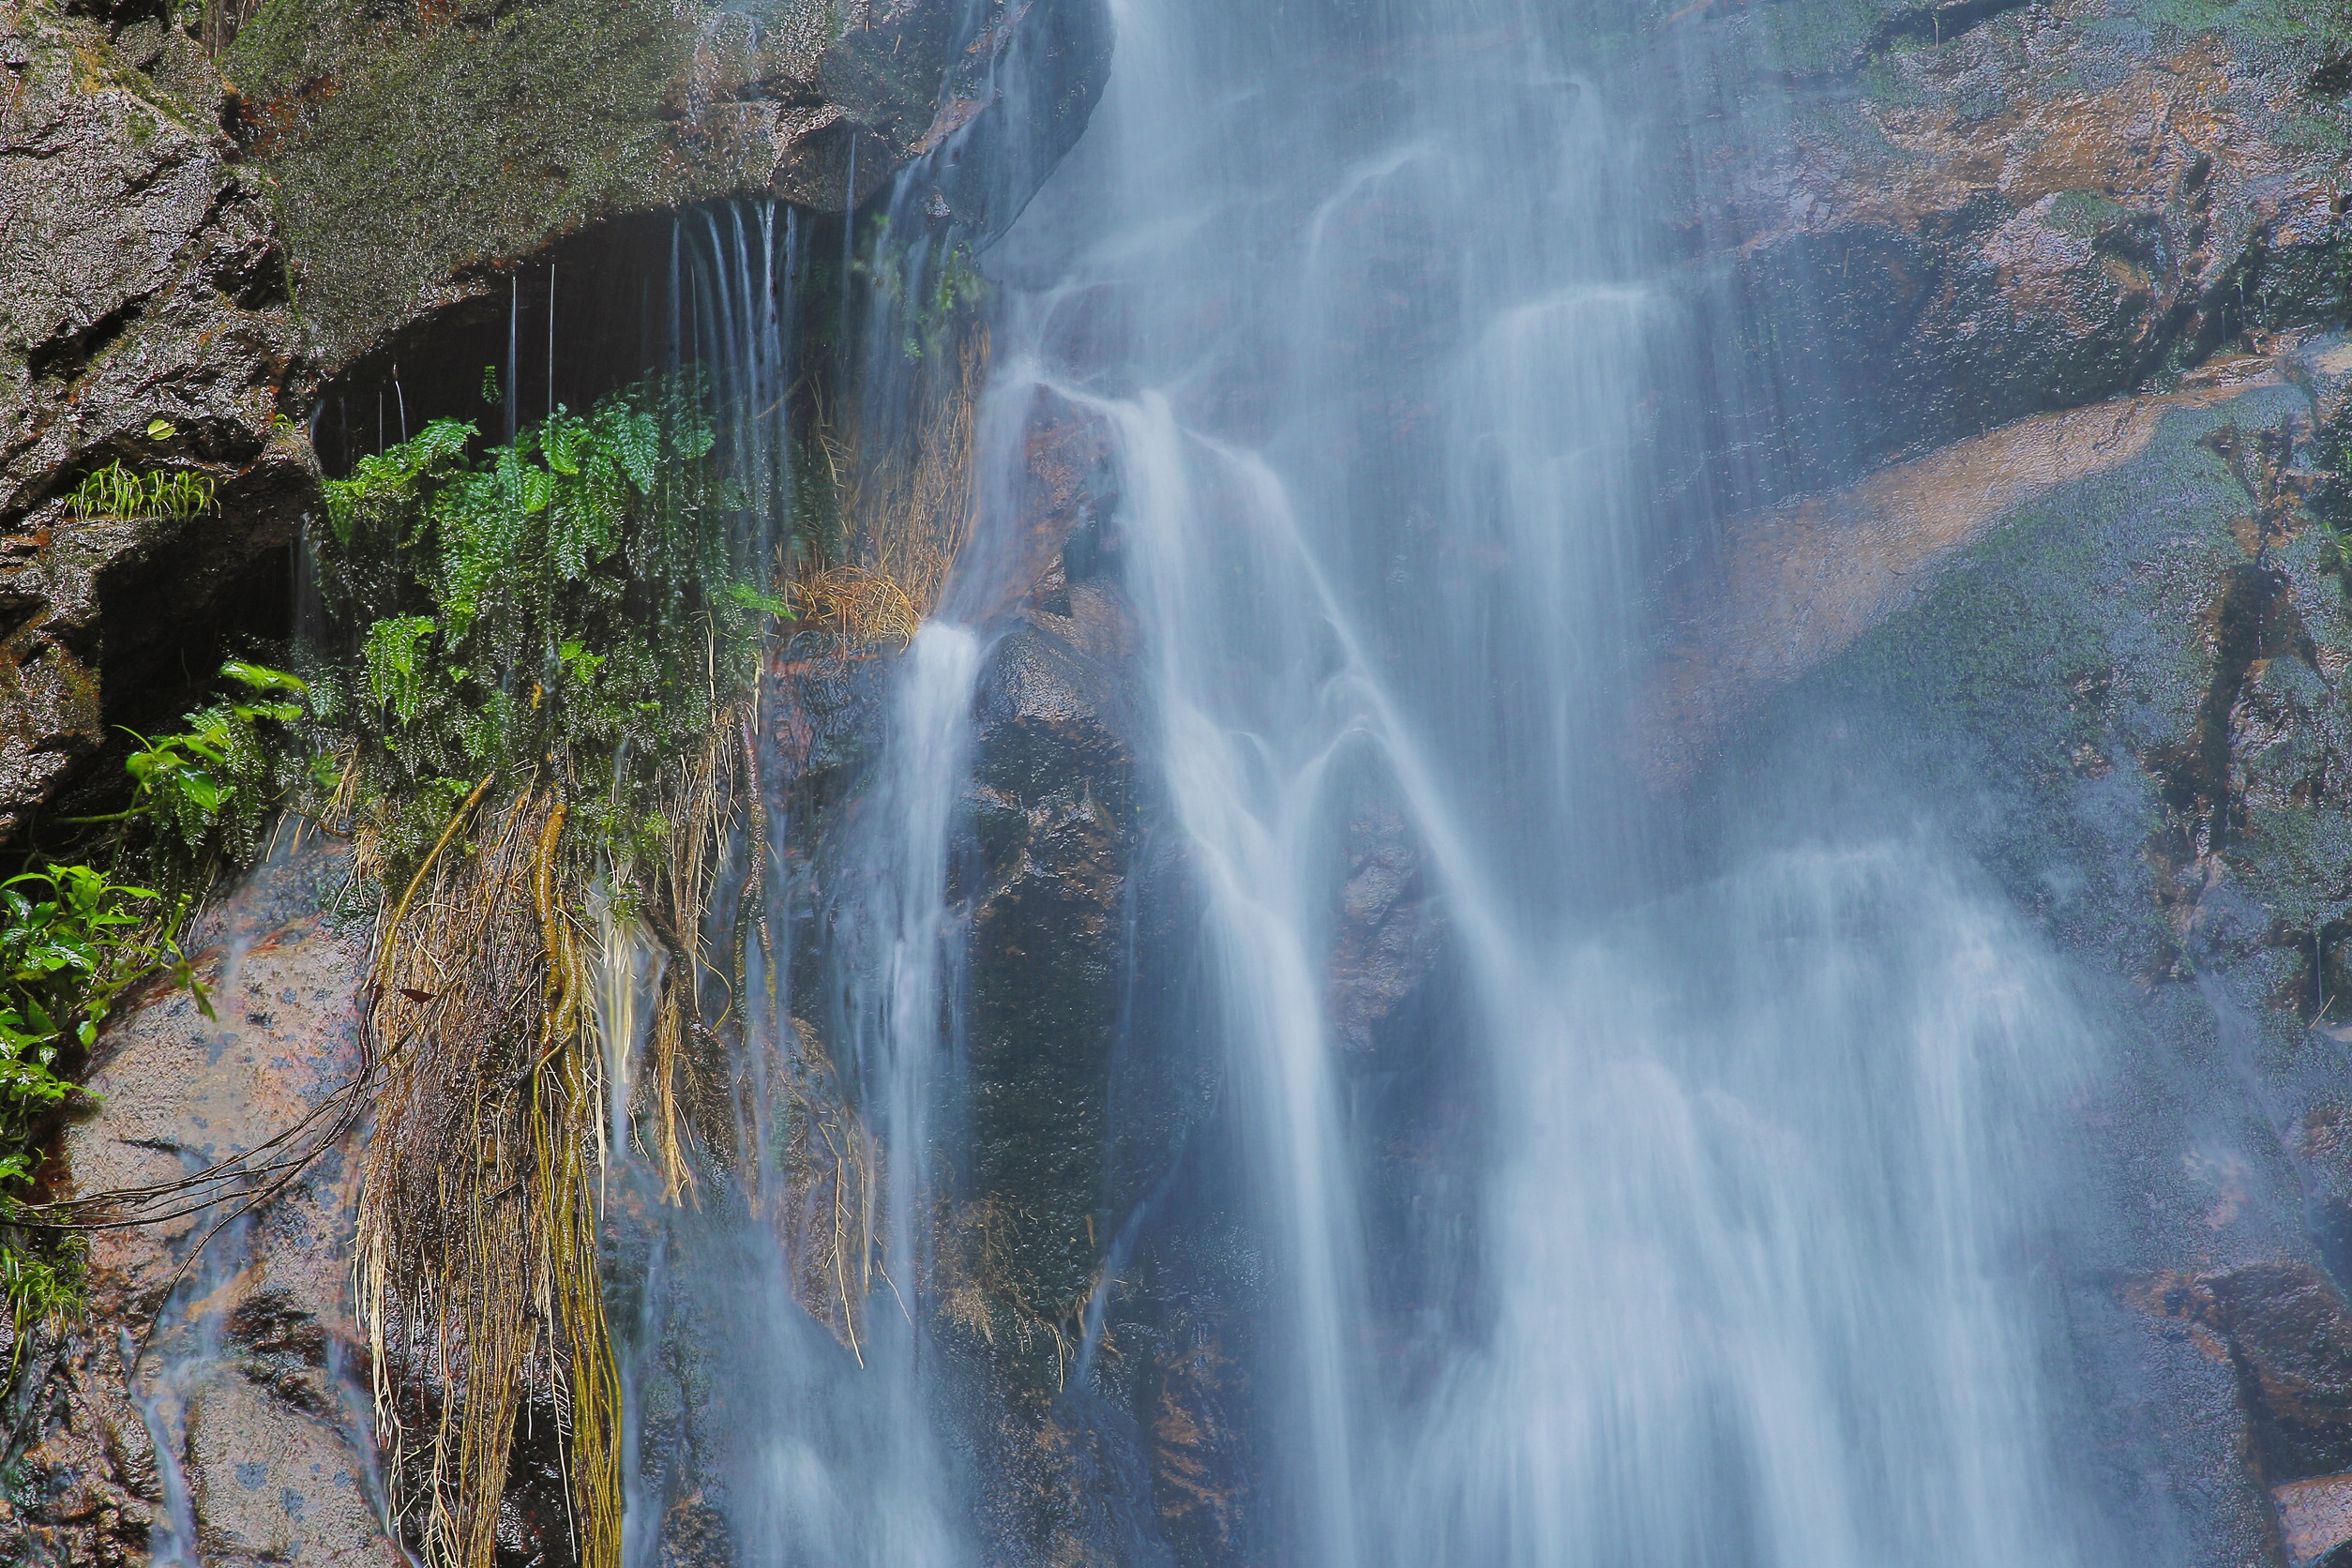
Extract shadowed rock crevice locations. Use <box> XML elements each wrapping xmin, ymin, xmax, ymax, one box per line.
<box><xmin>0</xmin><ymin>0</ymin><xmax>314</xmax><ymax>837</ymax></box>
<box><xmin>1865</xmin><ymin>0</ymin><xmax>2037</xmax><ymax>57</ymax></box>
<box><xmin>2146</xmin><ymin>561</ymin><xmax>2312</xmax><ymax>859</ymax></box>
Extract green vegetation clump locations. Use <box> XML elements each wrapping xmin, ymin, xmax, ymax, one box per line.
<box><xmin>309</xmin><ymin>370</ymin><xmax>779</xmax><ymax>869</ymax></box>
<box><xmin>0</xmin><ymin>370</ymin><xmax>792</xmax><ymax>1349</ymax></box>
<box><xmin>0</xmin><ymin>858</ymin><xmax>219</xmax><ymax>1338</ymax></box>
<box><xmin>0</xmin><ymin>867</ymin><xmax>184</xmax><ymax>1179</ymax></box>
<box><xmin>0</xmin><ymin>661</ymin><xmax>305</xmax><ymax>1348</ymax></box>
<box><xmin>66</xmin><ymin>460</ymin><xmax>216</xmax><ymax>522</ymax></box>
<box><xmin>859</xmin><ymin>222</ymin><xmax>989</xmax><ymax>361</ymax></box>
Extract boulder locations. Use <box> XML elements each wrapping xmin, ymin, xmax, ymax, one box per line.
<box><xmin>221</xmin><ymin>0</ymin><xmax>1113</xmax><ymax>369</ymax></box>
<box><xmin>1664</xmin><ymin>0</ymin><xmax>2352</xmax><ymax>493</ymax></box>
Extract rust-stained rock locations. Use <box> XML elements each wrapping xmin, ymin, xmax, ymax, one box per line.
<box><xmin>657</xmin><ymin>1492</ymin><xmax>739</xmax><ymax>1568</ymax></box>
<box><xmin>1149</xmin><ymin>1334</ymin><xmax>1251</xmax><ymax>1566</ymax></box>
<box><xmin>2206</xmin><ymin>1262</ymin><xmax>2352</xmax><ymax>1485</ymax></box>
<box><xmin>2130</xmin><ymin>1259</ymin><xmax>2352</xmax><ymax>1559</ymax></box>
<box><xmin>1684</xmin><ymin>0</ymin><xmax>2352</xmax><ymax>490</ymax></box>
<box><xmin>1646</xmin><ymin>361</ymin><xmax>2285</xmax><ymax>780</ymax></box>
<box><xmin>0</xmin><ymin>831</ymin><xmax>401</xmax><ymax>1568</ymax></box>
<box><xmin>761</xmin><ymin>640</ymin><xmax>894</xmax><ymax>806</ymax></box>
<box><xmin>2275</xmin><ymin>1470</ymin><xmax>2352</xmax><ymax>1568</ymax></box>
<box><xmin>951</xmin><ymin>382</ymin><xmax>1119</xmax><ymax>629</ymax></box>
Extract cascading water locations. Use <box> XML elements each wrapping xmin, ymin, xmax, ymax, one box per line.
<box><xmin>618</xmin><ymin>2</ymin><xmax>2140</xmax><ymax>1564</ymax></box>
<box><xmin>945</xmin><ymin>1</ymin><xmax>2118</xmax><ymax>1564</ymax></box>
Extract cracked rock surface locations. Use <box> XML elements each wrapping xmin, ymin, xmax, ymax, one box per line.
<box><xmin>0</xmin><ymin>0</ymin><xmax>313</xmax><ymax>838</ymax></box>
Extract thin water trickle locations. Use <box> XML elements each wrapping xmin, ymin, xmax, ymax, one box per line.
<box><xmin>127</xmin><ymin>1206</ymin><xmax>250</xmax><ymax>1568</ymax></box>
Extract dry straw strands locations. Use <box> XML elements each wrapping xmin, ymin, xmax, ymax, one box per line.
<box><xmin>356</xmin><ymin>783</ymin><xmax>619</xmax><ymax>1568</ymax></box>
<box><xmin>352</xmin><ymin>701</ymin><xmax>759</xmax><ymax>1568</ymax></box>
<box><xmin>791</xmin><ymin>565</ymin><xmax>921</xmax><ymax>646</ymax></box>
<box><xmin>801</xmin><ymin>316</ymin><xmax>987</xmax><ymax>640</ymax></box>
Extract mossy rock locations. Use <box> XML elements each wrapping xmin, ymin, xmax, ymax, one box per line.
<box><xmin>222</xmin><ymin>0</ymin><xmax>1110</xmax><ymax>368</ymax></box>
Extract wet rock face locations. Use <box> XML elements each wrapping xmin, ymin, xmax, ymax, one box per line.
<box><xmin>2130</xmin><ymin>1260</ymin><xmax>2352</xmax><ymax>1565</ymax></box>
<box><xmin>1669</xmin><ymin>0</ymin><xmax>2352</xmax><ymax>494</ymax></box>
<box><xmin>957</xmin><ymin>620</ymin><xmax>1139</xmax><ymax>1374</ymax></box>
<box><xmin>0</xmin><ymin>833</ymin><xmax>400</xmax><ymax>1567</ymax></box>
<box><xmin>949</xmin><ymin>383</ymin><xmax>1118</xmax><ymax>628</ymax></box>
<box><xmin>749</xmin><ymin>389</ymin><xmax>1280</xmax><ymax>1563</ymax></box>
<box><xmin>1326</xmin><ymin>800</ymin><xmax>1441</xmax><ymax>1067</ymax></box>
<box><xmin>0</xmin><ymin>0</ymin><xmax>313</xmax><ymax>837</ymax></box>
<box><xmin>1686</xmin><ymin>341</ymin><xmax>2352</xmax><ymax>1561</ymax></box>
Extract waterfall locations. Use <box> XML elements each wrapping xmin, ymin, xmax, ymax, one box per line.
<box><xmin>961</xmin><ymin>0</ymin><xmax>2113</xmax><ymax>1563</ymax></box>
<box><xmin>611</xmin><ymin>200</ymin><xmax>995</xmax><ymax>1566</ymax></box>
<box><xmin>610</xmin><ymin>2</ymin><xmax>2123</xmax><ymax>1563</ymax></box>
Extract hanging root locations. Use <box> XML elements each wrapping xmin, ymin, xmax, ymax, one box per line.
<box><xmin>625</xmin><ymin>707</ymin><xmax>755</xmax><ymax>1202</ymax></box>
<box><xmin>353</xmin><ymin>695</ymin><xmax>771</xmax><ymax>1567</ymax></box>
<box><xmin>357</xmin><ymin>782</ymin><xmax>621</xmax><ymax>1568</ymax></box>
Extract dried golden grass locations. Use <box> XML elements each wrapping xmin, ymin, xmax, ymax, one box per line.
<box><xmin>625</xmin><ymin>707</ymin><xmax>757</xmax><ymax>1204</ymax></box>
<box><xmin>356</xmin><ymin>782</ymin><xmax>618</xmax><ymax>1568</ymax></box>
<box><xmin>352</xmin><ymin>700</ymin><xmax>772</xmax><ymax>1568</ymax></box>
<box><xmin>810</xmin><ymin>316</ymin><xmax>988</xmax><ymax>640</ymax></box>
<box><xmin>791</xmin><ymin>565</ymin><xmax>921</xmax><ymax>647</ymax></box>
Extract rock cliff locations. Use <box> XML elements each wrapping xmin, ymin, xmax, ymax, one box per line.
<box><xmin>17</xmin><ymin>0</ymin><xmax>2352</xmax><ymax>1561</ymax></box>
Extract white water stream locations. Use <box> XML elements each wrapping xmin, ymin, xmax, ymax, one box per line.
<box><xmin>617</xmin><ymin>2</ymin><xmax>2124</xmax><ymax>1563</ymax></box>
<box><xmin>971</xmin><ymin>1</ymin><xmax>2110</xmax><ymax>1563</ymax></box>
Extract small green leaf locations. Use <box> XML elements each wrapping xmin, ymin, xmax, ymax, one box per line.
<box><xmin>146</xmin><ymin>418</ymin><xmax>177</xmax><ymax>439</ymax></box>
<box><xmin>219</xmin><ymin>660</ymin><xmax>307</xmax><ymax>696</ymax></box>
<box><xmin>174</xmin><ymin>771</ymin><xmax>227</xmax><ymax>813</ymax></box>
<box><xmin>725</xmin><ymin>583</ymin><xmax>794</xmax><ymax>619</ymax></box>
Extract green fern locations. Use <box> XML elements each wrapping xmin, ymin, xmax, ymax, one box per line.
<box><xmin>363</xmin><ymin>616</ymin><xmax>438</xmax><ymax>726</ymax></box>
<box><xmin>307</xmin><ymin>371</ymin><xmax>776</xmax><ymax>869</ymax></box>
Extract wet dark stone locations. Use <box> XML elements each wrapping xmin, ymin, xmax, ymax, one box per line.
<box><xmin>657</xmin><ymin>1494</ymin><xmax>739</xmax><ymax>1568</ymax></box>
<box><xmin>2208</xmin><ymin>1262</ymin><xmax>2352</xmax><ymax>1485</ymax></box>
<box><xmin>0</xmin><ymin>2</ymin><xmax>311</xmax><ymax>839</ymax></box>
<box><xmin>957</xmin><ymin>622</ymin><xmax>1139</xmax><ymax>1379</ymax></box>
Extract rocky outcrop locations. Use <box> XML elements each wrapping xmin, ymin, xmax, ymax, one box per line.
<box><xmin>0</xmin><ymin>0</ymin><xmax>313</xmax><ymax>837</ymax></box>
<box><xmin>2132</xmin><ymin>1260</ymin><xmax>2352</xmax><ymax>1565</ymax></box>
<box><xmin>958</xmin><ymin>619</ymin><xmax>1139</xmax><ymax>1371</ymax></box>
<box><xmin>223</xmin><ymin>0</ymin><xmax>1112</xmax><ymax>369</ymax></box>
<box><xmin>0</xmin><ymin>831</ymin><xmax>395</xmax><ymax>1567</ymax></box>
<box><xmin>1646</xmin><ymin>347</ymin><xmax>2295</xmax><ymax>778</ymax></box>
<box><xmin>1659</xmin><ymin>324</ymin><xmax>2352</xmax><ymax>1560</ymax></box>
<box><xmin>0</xmin><ymin>0</ymin><xmax>1115</xmax><ymax>842</ymax></box>
<box><xmin>1673</xmin><ymin>0</ymin><xmax>2352</xmax><ymax>493</ymax></box>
